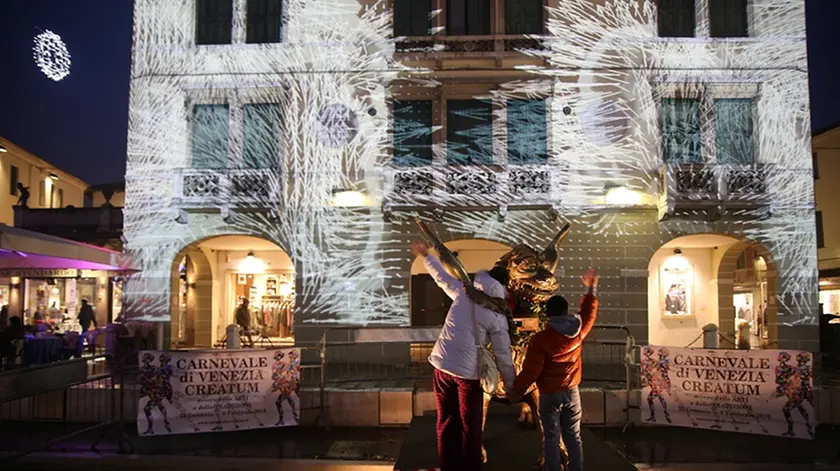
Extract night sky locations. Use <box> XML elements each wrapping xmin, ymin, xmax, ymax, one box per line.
<box><xmin>0</xmin><ymin>1</ymin><xmax>838</xmax><ymax>185</ymax></box>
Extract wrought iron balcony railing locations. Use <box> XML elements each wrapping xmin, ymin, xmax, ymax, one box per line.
<box><xmin>658</xmin><ymin>163</ymin><xmax>769</xmax><ymax>219</ymax></box>
<box><xmin>173</xmin><ymin>167</ymin><xmax>281</xmax><ymax>209</ymax></box>
<box><xmin>395</xmin><ymin>35</ymin><xmax>545</xmax><ymax>56</ymax></box>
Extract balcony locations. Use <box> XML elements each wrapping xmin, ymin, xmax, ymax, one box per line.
<box><xmin>13</xmin><ymin>206</ymin><xmax>123</xmax><ymax>246</ymax></box>
<box><xmin>395</xmin><ymin>35</ymin><xmax>545</xmax><ymax>58</ymax></box>
<box><xmin>657</xmin><ymin>164</ymin><xmax>770</xmax><ymax>220</ymax></box>
<box><xmin>383</xmin><ymin>165</ymin><xmax>557</xmax><ymax>209</ymax></box>
<box><xmin>173</xmin><ymin>167</ymin><xmax>281</xmax><ymax>210</ymax></box>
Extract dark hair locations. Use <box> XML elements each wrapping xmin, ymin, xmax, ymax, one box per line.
<box><xmin>9</xmin><ymin>316</ymin><xmax>22</xmax><ymax>326</ymax></box>
<box><xmin>487</xmin><ymin>266</ymin><xmax>508</xmax><ymax>287</ymax></box>
<box><xmin>546</xmin><ymin>296</ymin><xmax>569</xmax><ymax>317</ymax></box>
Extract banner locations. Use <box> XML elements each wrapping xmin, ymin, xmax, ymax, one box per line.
<box><xmin>640</xmin><ymin>346</ymin><xmax>816</xmax><ymax>439</ymax></box>
<box><xmin>137</xmin><ymin>349</ymin><xmax>300</xmax><ymax>435</ymax></box>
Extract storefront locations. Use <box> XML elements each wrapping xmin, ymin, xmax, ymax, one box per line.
<box><xmin>0</xmin><ymin>225</ymin><xmax>136</xmax><ymax>328</ymax></box>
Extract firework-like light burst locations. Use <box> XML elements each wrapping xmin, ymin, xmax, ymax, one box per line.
<box><xmin>123</xmin><ymin>0</ymin><xmax>816</xmax><ymax>341</ymax></box>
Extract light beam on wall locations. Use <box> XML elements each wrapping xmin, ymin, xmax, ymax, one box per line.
<box><xmin>605</xmin><ymin>186</ymin><xmax>643</xmax><ymax>206</ymax></box>
<box><xmin>332</xmin><ymin>189</ymin><xmax>366</xmax><ymax>207</ymax></box>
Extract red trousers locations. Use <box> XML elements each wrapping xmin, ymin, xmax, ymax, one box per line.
<box><xmin>433</xmin><ymin>368</ymin><xmax>483</xmax><ymax>471</ymax></box>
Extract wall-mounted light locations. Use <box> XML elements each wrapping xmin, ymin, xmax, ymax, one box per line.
<box><xmin>331</xmin><ymin>188</ymin><xmax>366</xmax><ymax>207</ymax></box>
<box><xmin>10</xmin><ymin>276</ymin><xmax>20</xmax><ymax>285</ymax></box>
<box><xmin>238</xmin><ymin>251</ymin><xmax>266</xmax><ymax>274</ymax></box>
<box><xmin>605</xmin><ymin>185</ymin><xmax>642</xmax><ymax>206</ymax></box>
<box><xmin>0</xmin><ymin>144</ymin><xmax>7</xmax><ymax>153</ymax></box>
<box><xmin>49</xmin><ymin>173</ymin><xmax>59</xmax><ymax>181</ymax></box>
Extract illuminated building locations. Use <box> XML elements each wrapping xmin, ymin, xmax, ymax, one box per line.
<box><xmin>123</xmin><ymin>0</ymin><xmax>817</xmax><ymax>350</ymax></box>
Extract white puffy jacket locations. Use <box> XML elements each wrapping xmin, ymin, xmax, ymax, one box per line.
<box><xmin>424</xmin><ymin>255</ymin><xmax>516</xmax><ymax>392</ymax></box>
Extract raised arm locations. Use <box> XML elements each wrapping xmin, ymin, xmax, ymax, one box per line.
<box><xmin>412</xmin><ymin>241</ymin><xmax>463</xmax><ymax>300</ymax></box>
<box><xmin>579</xmin><ymin>268</ymin><xmax>599</xmax><ymax>339</ymax></box>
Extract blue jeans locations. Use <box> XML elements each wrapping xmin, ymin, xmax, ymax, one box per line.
<box><xmin>540</xmin><ymin>387</ymin><xmax>583</xmax><ymax>471</ymax></box>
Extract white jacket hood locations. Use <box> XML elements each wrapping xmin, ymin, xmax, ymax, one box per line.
<box><xmin>472</xmin><ymin>271</ymin><xmax>507</xmax><ymax>299</ymax></box>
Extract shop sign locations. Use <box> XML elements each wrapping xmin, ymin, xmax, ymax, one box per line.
<box><xmin>0</xmin><ymin>268</ymin><xmax>79</xmax><ymax>278</ymax></box>
<box><xmin>137</xmin><ymin>349</ymin><xmax>301</xmax><ymax>435</ymax></box>
<box><xmin>641</xmin><ymin>346</ymin><xmax>816</xmax><ymax>439</ymax></box>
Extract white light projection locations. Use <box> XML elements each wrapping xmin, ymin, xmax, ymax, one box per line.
<box><xmin>33</xmin><ymin>30</ymin><xmax>71</xmax><ymax>81</ymax></box>
<box><xmin>124</xmin><ymin>0</ymin><xmax>816</xmax><ymax>339</ymax></box>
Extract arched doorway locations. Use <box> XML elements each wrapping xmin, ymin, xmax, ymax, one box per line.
<box><xmin>409</xmin><ymin>239</ymin><xmax>512</xmax><ymax>326</ymax></box>
<box><xmin>647</xmin><ymin>234</ymin><xmax>778</xmax><ymax>349</ymax></box>
<box><xmin>171</xmin><ymin>235</ymin><xmax>294</xmax><ymax>348</ymax></box>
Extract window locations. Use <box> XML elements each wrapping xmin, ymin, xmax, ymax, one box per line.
<box><xmin>709</xmin><ymin>0</ymin><xmax>747</xmax><ymax>38</ymax></box>
<box><xmin>9</xmin><ymin>165</ymin><xmax>18</xmax><ymax>196</ymax></box>
<box><xmin>660</xmin><ymin>98</ymin><xmax>702</xmax><ymax>163</ymax></box>
<box><xmin>394</xmin><ymin>0</ymin><xmax>432</xmax><ymax>37</ymax></box>
<box><xmin>714</xmin><ymin>99</ymin><xmax>753</xmax><ymax>165</ymax></box>
<box><xmin>505</xmin><ymin>0</ymin><xmax>543</xmax><ymax>35</ymax></box>
<box><xmin>39</xmin><ymin>181</ymin><xmax>45</xmax><ymax>206</ymax></box>
<box><xmin>817</xmin><ymin>211</ymin><xmax>825</xmax><ymax>249</ymax></box>
<box><xmin>813</xmin><ymin>152</ymin><xmax>819</xmax><ymax>179</ymax></box>
<box><xmin>191</xmin><ymin>104</ymin><xmax>230</xmax><ymax>168</ymax></box>
<box><xmin>246</xmin><ymin>0</ymin><xmax>283</xmax><ymax>44</ymax></box>
<box><xmin>507</xmin><ymin>99</ymin><xmax>547</xmax><ymax>164</ymax></box>
<box><xmin>196</xmin><ymin>0</ymin><xmax>233</xmax><ymax>45</ymax></box>
<box><xmin>55</xmin><ymin>188</ymin><xmax>64</xmax><ymax>208</ymax></box>
<box><xmin>243</xmin><ymin>103</ymin><xmax>282</xmax><ymax>168</ymax></box>
<box><xmin>447</xmin><ymin>99</ymin><xmax>493</xmax><ymax>165</ymax></box>
<box><xmin>393</xmin><ymin>100</ymin><xmax>433</xmax><ymax>166</ymax></box>
<box><xmin>658</xmin><ymin>0</ymin><xmax>695</xmax><ymax>37</ymax></box>
<box><xmin>447</xmin><ymin>0</ymin><xmax>491</xmax><ymax>36</ymax></box>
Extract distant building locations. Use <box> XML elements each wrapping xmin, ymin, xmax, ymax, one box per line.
<box><xmin>86</xmin><ymin>181</ymin><xmax>125</xmax><ymax>208</ymax></box>
<box><xmin>814</xmin><ymin>125</ymin><xmax>840</xmax><ymax>316</ymax></box>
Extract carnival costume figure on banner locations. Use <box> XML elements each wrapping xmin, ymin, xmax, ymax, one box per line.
<box><xmin>139</xmin><ymin>352</ymin><xmax>173</xmax><ymax>434</ymax></box>
<box><xmin>641</xmin><ymin>347</ymin><xmax>672</xmax><ymax>424</ymax></box>
<box><xmin>272</xmin><ymin>349</ymin><xmax>301</xmax><ymax>426</ymax></box>
<box><xmin>416</xmin><ymin>218</ymin><xmax>572</xmax><ymax>468</ymax></box>
<box><xmin>775</xmin><ymin>352</ymin><xmax>815</xmax><ymax>437</ymax></box>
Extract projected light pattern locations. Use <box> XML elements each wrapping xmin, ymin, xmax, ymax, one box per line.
<box><xmin>33</xmin><ymin>30</ymin><xmax>71</xmax><ymax>81</ymax></box>
<box><xmin>124</xmin><ymin>0</ymin><xmax>816</xmax><ymax>343</ymax></box>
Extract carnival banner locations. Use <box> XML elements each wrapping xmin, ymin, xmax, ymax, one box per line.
<box><xmin>137</xmin><ymin>349</ymin><xmax>301</xmax><ymax>435</ymax></box>
<box><xmin>640</xmin><ymin>346</ymin><xmax>815</xmax><ymax>439</ymax></box>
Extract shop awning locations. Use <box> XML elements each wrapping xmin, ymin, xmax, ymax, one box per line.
<box><xmin>0</xmin><ymin>224</ymin><xmax>138</xmax><ymax>277</ymax></box>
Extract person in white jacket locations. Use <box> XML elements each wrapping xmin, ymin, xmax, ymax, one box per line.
<box><xmin>411</xmin><ymin>241</ymin><xmax>516</xmax><ymax>471</ymax></box>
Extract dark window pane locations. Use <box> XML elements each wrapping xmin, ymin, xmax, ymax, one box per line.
<box><xmin>505</xmin><ymin>0</ymin><xmax>543</xmax><ymax>35</ymax></box>
<box><xmin>507</xmin><ymin>99</ymin><xmax>547</xmax><ymax>164</ymax></box>
<box><xmin>660</xmin><ymin>98</ymin><xmax>702</xmax><ymax>163</ymax></box>
<box><xmin>447</xmin><ymin>99</ymin><xmax>493</xmax><ymax>165</ymax></box>
<box><xmin>715</xmin><ymin>99</ymin><xmax>754</xmax><ymax>164</ymax></box>
<box><xmin>394</xmin><ymin>0</ymin><xmax>432</xmax><ymax>37</ymax></box>
<box><xmin>247</xmin><ymin>0</ymin><xmax>283</xmax><ymax>44</ymax></box>
<box><xmin>709</xmin><ymin>0</ymin><xmax>747</xmax><ymax>38</ymax></box>
<box><xmin>243</xmin><ymin>103</ymin><xmax>281</xmax><ymax>168</ymax></box>
<box><xmin>192</xmin><ymin>104</ymin><xmax>230</xmax><ymax>168</ymax></box>
<box><xmin>813</xmin><ymin>152</ymin><xmax>819</xmax><ymax>179</ymax></box>
<box><xmin>393</xmin><ymin>101</ymin><xmax>433</xmax><ymax>166</ymax></box>
<box><xmin>447</xmin><ymin>0</ymin><xmax>490</xmax><ymax>35</ymax></box>
<box><xmin>658</xmin><ymin>0</ymin><xmax>695</xmax><ymax>37</ymax></box>
<box><xmin>196</xmin><ymin>0</ymin><xmax>233</xmax><ymax>45</ymax></box>
<box><xmin>817</xmin><ymin>211</ymin><xmax>825</xmax><ymax>249</ymax></box>
<box><xmin>9</xmin><ymin>165</ymin><xmax>18</xmax><ymax>196</ymax></box>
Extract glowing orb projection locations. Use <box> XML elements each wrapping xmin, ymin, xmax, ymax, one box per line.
<box><xmin>316</xmin><ymin>103</ymin><xmax>358</xmax><ymax>148</ymax></box>
<box><xmin>33</xmin><ymin>30</ymin><xmax>71</xmax><ymax>81</ymax></box>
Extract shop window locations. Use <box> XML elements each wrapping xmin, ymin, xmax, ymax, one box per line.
<box><xmin>393</xmin><ymin>0</ymin><xmax>432</xmax><ymax>37</ymax></box>
<box><xmin>817</xmin><ymin>211</ymin><xmax>825</xmax><ymax>249</ymax></box>
<box><xmin>507</xmin><ymin>99</ymin><xmax>547</xmax><ymax>164</ymax></box>
<box><xmin>246</xmin><ymin>0</ymin><xmax>283</xmax><ymax>44</ymax></box>
<box><xmin>658</xmin><ymin>0</ymin><xmax>695</xmax><ymax>38</ymax></box>
<box><xmin>393</xmin><ymin>100</ymin><xmax>433</xmax><ymax>167</ymax></box>
<box><xmin>243</xmin><ymin>103</ymin><xmax>282</xmax><ymax>168</ymax></box>
<box><xmin>196</xmin><ymin>0</ymin><xmax>233</xmax><ymax>45</ymax></box>
<box><xmin>447</xmin><ymin>0</ymin><xmax>491</xmax><ymax>36</ymax></box>
<box><xmin>709</xmin><ymin>0</ymin><xmax>748</xmax><ymax>38</ymax></box>
<box><xmin>446</xmin><ymin>99</ymin><xmax>493</xmax><ymax>165</ymax></box>
<box><xmin>505</xmin><ymin>0</ymin><xmax>543</xmax><ymax>35</ymax></box>
<box><xmin>9</xmin><ymin>165</ymin><xmax>18</xmax><ymax>196</ymax></box>
<box><xmin>714</xmin><ymin>99</ymin><xmax>754</xmax><ymax>164</ymax></box>
<box><xmin>813</xmin><ymin>152</ymin><xmax>819</xmax><ymax>179</ymax></box>
<box><xmin>660</xmin><ymin>98</ymin><xmax>702</xmax><ymax>164</ymax></box>
<box><xmin>191</xmin><ymin>104</ymin><xmax>230</xmax><ymax>169</ymax></box>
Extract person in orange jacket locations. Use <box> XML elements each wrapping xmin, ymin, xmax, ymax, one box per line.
<box><xmin>508</xmin><ymin>268</ymin><xmax>599</xmax><ymax>471</ymax></box>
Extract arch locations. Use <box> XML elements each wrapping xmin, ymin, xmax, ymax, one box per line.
<box><xmin>647</xmin><ymin>233</ymin><xmax>779</xmax><ymax>349</ymax></box>
<box><xmin>410</xmin><ymin>238</ymin><xmax>514</xmax><ymax>275</ymax></box>
<box><xmin>169</xmin><ymin>234</ymin><xmax>295</xmax><ymax>348</ymax></box>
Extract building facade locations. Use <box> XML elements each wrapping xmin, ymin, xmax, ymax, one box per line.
<box><xmin>124</xmin><ymin>0</ymin><xmax>818</xmax><ymax>350</ymax></box>
<box><xmin>813</xmin><ymin>125</ymin><xmax>840</xmax><ymax>334</ymax></box>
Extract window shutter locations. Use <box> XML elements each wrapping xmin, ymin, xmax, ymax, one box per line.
<box><xmin>39</xmin><ymin>180</ymin><xmax>45</xmax><ymax>206</ymax></box>
<box><xmin>507</xmin><ymin>99</ymin><xmax>547</xmax><ymax>164</ymax></box>
<box><xmin>817</xmin><ymin>211</ymin><xmax>825</xmax><ymax>249</ymax></box>
<box><xmin>9</xmin><ymin>165</ymin><xmax>18</xmax><ymax>196</ymax></box>
<box><xmin>394</xmin><ymin>0</ymin><xmax>431</xmax><ymax>37</ymax></box>
<box><xmin>505</xmin><ymin>0</ymin><xmax>543</xmax><ymax>35</ymax></box>
<box><xmin>658</xmin><ymin>0</ymin><xmax>695</xmax><ymax>38</ymax></box>
<box><xmin>709</xmin><ymin>0</ymin><xmax>747</xmax><ymax>38</ymax></box>
<box><xmin>660</xmin><ymin>98</ymin><xmax>702</xmax><ymax>164</ymax></box>
<box><xmin>447</xmin><ymin>100</ymin><xmax>493</xmax><ymax>165</ymax></box>
<box><xmin>466</xmin><ymin>0</ymin><xmax>491</xmax><ymax>35</ymax></box>
<box><xmin>192</xmin><ymin>104</ymin><xmax>231</xmax><ymax>168</ymax></box>
<box><xmin>243</xmin><ymin>103</ymin><xmax>282</xmax><ymax>168</ymax></box>
<box><xmin>714</xmin><ymin>99</ymin><xmax>754</xmax><ymax>165</ymax></box>
<box><xmin>196</xmin><ymin>0</ymin><xmax>233</xmax><ymax>45</ymax></box>
<box><xmin>393</xmin><ymin>101</ymin><xmax>433</xmax><ymax>166</ymax></box>
<box><xmin>246</xmin><ymin>0</ymin><xmax>283</xmax><ymax>44</ymax></box>
<box><xmin>447</xmin><ymin>0</ymin><xmax>467</xmax><ymax>35</ymax></box>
